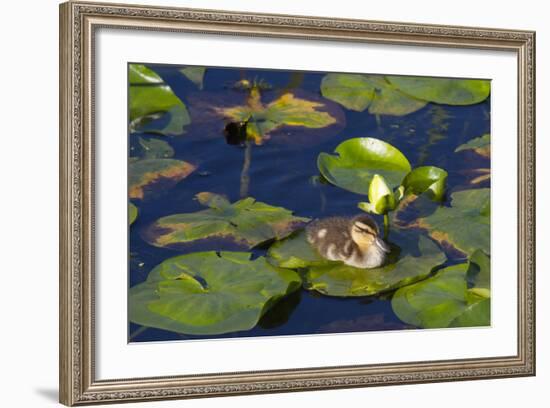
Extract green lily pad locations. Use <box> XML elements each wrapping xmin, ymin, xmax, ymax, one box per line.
<box><xmin>129</xmin><ymin>251</ymin><xmax>302</xmax><ymax>335</ymax></box>
<box><xmin>180</xmin><ymin>67</ymin><xmax>206</xmax><ymax>89</ymax></box>
<box><xmin>402</xmin><ymin>166</ymin><xmax>448</xmax><ymax>201</ymax></box>
<box><xmin>391</xmin><ymin>253</ymin><xmax>491</xmax><ymax>328</ymax></box>
<box><xmin>467</xmin><ymin>249</ymin><xmax>491</xmax><ymax>295</ymax></box>
<box><xmin>455</xmin><ymin>133</ymin><xmax>491</xmax><ymax>158</ymax></box>
<box><xmin>417</xmin><ymin>188</ymin><xmax>490</xmax><ymax>256</ymax></box>
<box><xmin>129</xmin><ymin>64</ymin><xmax>191</xmax><ymax>135</ymax></box>
<box><xmin>320</xmin><ymin>73</ymin><xmax>428</xmax><ymax>115</ymax></box>
<box><xmin>216</xmin><ymin>91</ymin><xmax>339</xmax><ymax>145</ymax></box>
<box><xmin>268</xmin><ymin>231</ymin><xmax>446</xmax><ymax>297</ymax></box>
<box><xmin>129</xmin><ymin>202</ymin><xmax>138</xmax><ymax>225</ymax></box>
<box><xmin>129</xmin><ymin>64</ymin><xmax>163</xmax><ymax>84</ymax></box>
<box><xmin>267</xmin><ymin>230</ymin><xmax>326</xmax><ymax>269</ymax></box>
<box><xmin>129</xmin><ymin>159</ymin><xmax>196</xmax><ymax>199</ymax></box>
<box><xmin>387</xmin><ymin>76</ymin><xmax>491</xmax><ymax>106</ymax></box>
<box><xmin>138</xmin><ymin>137</ymin><xmax>175</xmax><ymax>159</ymax></box>
<box><xmin>317</xmin><ymin>137</ymin><xmax>412</xmax><ymax>194</ymax></box>
<box><xmin>146</xmin><ymin>192</ymin><xmax>310</xmax><ymax>249</ymax></box>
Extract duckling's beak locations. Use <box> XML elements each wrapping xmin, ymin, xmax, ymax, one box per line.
<box><xmin>375</xmin><ymin>237</ymin><xmax>391</xmax><ymax>253</ymax></box>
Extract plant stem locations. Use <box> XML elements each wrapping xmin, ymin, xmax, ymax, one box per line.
<box><xmin>240</xmin><ymin>140</ymin><xmax>252</xmax><ymax>198</ymax></box>
<box><xmin>383</xmin><ymin>213</ymin><xmax>390</xmax><ymax>239</ymax></box>
<box><xmin>375</xmin><ymin>114</ymin><xmax>382</xmax><ymax>128</ymax></box>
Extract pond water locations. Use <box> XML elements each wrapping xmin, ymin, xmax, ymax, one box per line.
<box><xmin>129</xmin><ymin>64</ymin><xmax>490</xmax><ymax>342</ymax></box>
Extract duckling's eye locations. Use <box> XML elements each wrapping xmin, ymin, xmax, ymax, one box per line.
<box><xmin>354</xmin><ymin>221</ymin><xmax>378</xmax><ymax>235</ymax></box>
<box><xmin>354</xmin><ymin>226</ymin><xmax>374</xmax><ymax>236</ymax></box>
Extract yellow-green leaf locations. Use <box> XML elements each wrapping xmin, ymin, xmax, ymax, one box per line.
<box><xmin>145</xmin><ymin>193</ymin><xmax>310</xmax><ymax>249</ymax></box>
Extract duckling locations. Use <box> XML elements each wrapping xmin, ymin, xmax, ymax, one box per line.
<box><xmin>306</xmin><ymin>214</ymin><xmax>390</xmax><ymax>269</ymax></box>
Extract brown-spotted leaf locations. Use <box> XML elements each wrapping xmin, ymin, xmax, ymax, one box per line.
<box><xmin>455</xmin><ymin>134</ymin><xmax>490</xmax><ymax>158</ymax></box>
<box><xmin>417</xmin><ymin>188</ymin><xmax>490</xmax><ymax>256</ymax></box>
<box><xmin>129</xmin><ymin>159</ymin><xmax>196</xmax><ymax>199</ymax></box>
<box><xmin>216</xmin><ymin>91</ymin><xmax>339</xmax><ymax>144</ymax></box>
<box><xmin>188</xmin><ymin>88</ymin><xmax>344</xmax><ymax>146</ymax></box>
<box><xmin>145</xmin><ymin>193</ymin><xmax>310</xmax><ymax>249</ymax></box>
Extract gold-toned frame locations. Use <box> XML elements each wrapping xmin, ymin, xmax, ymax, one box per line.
<box><xmin>59</xmin><ymin>1</ymin><xmax>536</xmax><ymax>405</ymax></box>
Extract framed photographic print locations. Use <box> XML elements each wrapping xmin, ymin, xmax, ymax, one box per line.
<box><xmin>59</xmin><ymin>1</ymin><xmax>536</xmax><ymax>405</ymax></box>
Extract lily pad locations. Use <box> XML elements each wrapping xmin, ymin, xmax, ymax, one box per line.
<box><xmin>129</xmin><ymin>251</ymin><xmax>302</xmax><ymax>335</ymax></box>
<box><xmin>180</xmin><ymin>67</ymin><xmax>206</xmax><ymax>89</ymax></box>
<box><xmin>387</xmin><ymin>76</ymin><xmax>491</xmax><ymax>106</ymax></box>
<box><xmin>146</xmin><ymin>193</ymin><xmax>310</xmax><ymax>249</ymax></box>
<box><xmin>417</xmin><ymin>188</ymin><xmax>490</xmax><ymax>256</ymax></box>
<box><xmin>138</xmin><ymin>137</ymin><xmax>175</xmax><ymax>159</ymax></box>
<box><xmin>129</xmin><ymin>159</ymin><xmax>196</xmax><ymax>199</ymax></box>
<box><xmin>467</xmin><ymin>249</ymin><xmax>491</xmax><ymax>296</ymax></box>
<box><xmin>320</xmin><ymin>73</ymin><xmax>428</xmax><ymax>115</ymax></box>
<box><xmin>215</xmin><ymin>91</ymin><xmax>339</xmax><ymax>145</ymax></box>
<box><xmin>391</xmin><ymin>253</ymin><xmax>491</xmax><ymax>328</ymax></box>
<box><xmin>129</xmin><ymin>202</ymin><xmax>138</xmax><ymax>225</ymax></box>
<box><xmin>402</xmin><ymin>166</ymin><xmax>448</xmax><ymax>201</ymax></box>
<box><xmin>317</xmin><ymin>137</ymin><xmax>412</xmax><ymax>194</ymax></box>
<box><xmin>268</xmin><ymin>230</ymin><xmax>326</xmax><ymax>269</ymax></box>
<box><xmin>268</xmin><ymin>231</ymin><xmax>446</xmax><ymax>297</ymax></box>
<box><xmin>129</xmin><ymin>64</ymin><xmax>191</xmax><ymax>135</ymax></box>
<box><xmin>455</xmin><ymin>134</ymin><xmax>491</xmax><ymax>158</ymax></box>
<box><xmin>129</xmin><ymin>64</ymin><xmax>163</xmax><ymax>84</ymax></box>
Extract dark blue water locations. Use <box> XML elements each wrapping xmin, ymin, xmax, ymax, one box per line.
<box><xmin>129</xmin><ymin>64</ymin><xmax>490</xmax><ymax>342</ymax></box>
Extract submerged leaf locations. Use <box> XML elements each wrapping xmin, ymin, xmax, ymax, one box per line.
<box><xmin>129</xmin><ymin>251</ymin><xmax>302</xmax><ymax>335</ymax></box>
<box><xmin>129</xmin><ymin>202</ymin><xmax>138</xmax><ymax>225</ymax></box>
<box><xmin>129</xmin><ymin>64</ymin><xmax>191</xmax><ymax>135</ymax></box>
<box><xmin>417</xmin><ymin>188</ymin><xmax>490</xmax><ymax>256</ymax></box>
<box><xmin>180</xmin><ymin>67</ymin><xmax>206</xmax><ymax>89</ymax></box>
<box><xmin>391</xmin><ymin>252</ymin><xmax>491</xmax><ymax>329</ymax></box>
<box><xmin>387</xmin><ymin>76</ymin><xmax>491</xmax><ymax>106</ymax></box>
<box><xmin>317</xmin><ymin>137</ymin><xmax>412</xmax><ymax>194</ymax></box>
<box><xmin>468</xmin><ymin>168</ymin><xmax>491</xmax><ymax>185</ymax></box>
<box><xmin>455</xmin><ymin>133</ymin><xmax>491</xmax><ymax>158</ymax></box>
<box><xmin>138</xmin><ymin>137</ymin><xmax>175</xmax><ymax>159</ymax></box>
<box><xmin>268</xmin><ymin>231</ymin><xmax>446</xmax><ymax>297</ymax></box>
<box><xmin>129</xmin><ymin>159</ymin><xmax>196</xmax><ymax>199</ymax></box>
<box><xmin>320</xmin><ymin>73</ymin><xmax>428</xmax><ymax>115</ymax></box>
<box><xmin>146</xmin><ymin>193</ymin><xmax>310</xmax><ymax>249</ymax></box>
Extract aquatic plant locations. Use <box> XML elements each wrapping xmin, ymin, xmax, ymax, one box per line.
<box><xmin>454</xmin><ymin>133</ymin><xmax>491</xmax><ymax>184</ymax></box>
<box><xmin>144</xmin><ymin>192</ymin><xmax>309</xmax><ymax>250</ymax></box>
<box><xmin>391</xmin><ymin>250</ymin><xmax>490</xmax><ymax>328</ymax></box>
<box><xmin>455</xmin><ymin>133</ymin><xmax>490</xmax><ymax>158</ymax></box>
<box><xmin>129</xmin><ymin>202</ymin><xmax>138</xmax><ymax>226</ymax></box>
<box><xmin>321</xmin><ymin>74</ymin><xmax>427</xmax><ymax>116</ymax></box>
<box><xmin>268</xmin><ymin>231</ymin><xmax>446</xmax><ymax>297</ymax></box>
<box><xmin>179</xmin><ymin>66</ymin><xmax>206</xmax><ymax>89</ymax></box>
<box><xmin>386</xmin><ymin>76</ymin><xmax>491</xmax><ymax>106</ymax></box>
<box><xmin>129</xmin><ymin>251</ymin><xmax>302</xmax><ymax>335</ymax></box>
<box><xmin>129</xmin><ymin>159</ymin><xmax>196</xmax><ymax>200</ymax></box>
<box><xmin>137</xmin><ymin>136</ymin><xmax>175</xmax><ymax>159</ymax></box>
<box><xmin>126</xmin><ymin>65</ymin><xmax>492</xmax><ymax>340</ymax></box>
<box><xmin>212</xmin><ymin>79</ymin><xmax>344</xmax><ymax>198</ymax></box>
<box><xmin>219</xmin><ymin>91</ymin><xmax>339</xmax><ymax>145</ymax></box>
<box><xmin>320</xmin><ymin>73</ymin><xmax>490</xmax><ymax>117</ymax></box>
<box><xmin>128</xmin><ymin>64</ymin><xmax>191</xmax><ymax>136</ymax></box>
<box><xmin>317</xmin><ymin>137</ymin><xmax>447</xmax><ymax>237</ymax></box>
<box><xmin>415</xmin><ymin>188</ymin><xmax>490</xmax><ymax>256</ymax></box>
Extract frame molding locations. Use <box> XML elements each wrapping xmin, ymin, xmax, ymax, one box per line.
<box><xmin>59</xmin><ymin>1</ymin><xmax>535</xmax><ymax>405</ymax></box>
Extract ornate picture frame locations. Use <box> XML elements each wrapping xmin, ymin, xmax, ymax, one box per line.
<box><xmin>59</xmin><ymin>1</ymin><xmax>535</xmax><ymax>405</ymax></box>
